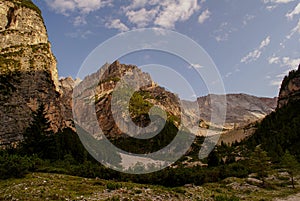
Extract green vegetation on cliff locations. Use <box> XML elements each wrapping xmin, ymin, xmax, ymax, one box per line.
<box><xmin>14</xmin><ymin>0</ymin><xmax>42</xmax><ymax>16</ymax></box>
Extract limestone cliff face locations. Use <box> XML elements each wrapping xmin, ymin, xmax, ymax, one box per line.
<box><xmin>0</xmin><ymin>0</ymin><xmax>69</xmax><ymax>146</ymax></box>
<box><xmin>278</xmin><ymin>64</ymin><xmax>300</xmax><ymax>108</ymax></box>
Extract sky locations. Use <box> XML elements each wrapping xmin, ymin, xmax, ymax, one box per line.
<box><xmin>32</xmin><ymin>0</ymin><xmax>300</xmax><ymax>98</ymax></box>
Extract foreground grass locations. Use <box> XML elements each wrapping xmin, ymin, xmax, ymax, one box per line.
<box><xmin>0</xmin><ymin>173</ymin><xmax>299</xmax><ymax>201</ymax></box>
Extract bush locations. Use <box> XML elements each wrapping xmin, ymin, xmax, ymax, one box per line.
<box><xmin>0</xmin><ymin>154</ymin><xmax>31</xmax><ymax>179</ymax></box>
<box><xmin>106</xmin><ymin>182</ymin><xmax>122</xmax><ymax>190</ymax></box>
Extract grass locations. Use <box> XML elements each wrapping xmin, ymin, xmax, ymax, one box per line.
<box><xmin>0</xmin><ymin>172</ymin><xmax>299</xmax><ymax>201</ymax></box>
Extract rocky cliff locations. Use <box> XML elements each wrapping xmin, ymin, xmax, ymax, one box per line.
<box><xmin>278</xmin><ymin>64</ymin><xmax>300</xmax><ymax>108</ymax></box>
<box><xmin>0</xmin><ymin>0</ymin><xmax>71</xmax><ymax>146</ymax></box>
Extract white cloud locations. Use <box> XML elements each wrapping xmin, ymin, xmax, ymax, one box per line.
<box><xmin>286</xmin><ymin>19</ymin><xmax>300</xmax><ymax>39</ymax></box>
<box><xmin>126</xmin><ymin>8</ymin><xmax>159</xmax><ymax>28</ymax></box>
<box><xmin>270</xmin><ymin>80</ymin><xmax>282</xmax><ymax>86</ymax></box>
<box><xmin>282</xmin><ymin>57</ymin><xmax>300</xmax><ymax>69</ymax></box>
<box><xmin>46</xmin><ymin>0</ymin><xmax>111</xmax><ymax>14</ymax></box>
<box><xmin>269</xmin><ymin>56</ymin><xmax>300</xmax><ymax>87</ymax></box>
<box><xmin>154</xmin><ymin>0</ymin><xmax>200</xmax><ymax>29</ymax></box>
<box><xmin>105</xmin><ymin>19</ymin><xmax>129</xmax><ymax>32</ymax></box>
<box><xmin>259</xmin><ymin>36</ymin><xmax>271</xmax><ymax>48</ymax></box>
<box><xmin>73</xmin><ymin>15</ymin><xmax>87</xmax><ymax>26</ymax></box>
<box><xmin>123</xmin><ymin>0</ymin><xmax>148</xmax><ymax>10</ymax></box>
<box><xmin>241</xmin><ymin>36</ymin><xmax>271</xmax><ymax>64</ymax></box>
<box><xmin>242</xmin><ymin>14</ymin><xmax>255</xmax><ymax>25</ymax></box>
<box><xmin>286</xmin><ymin>2</ymin><xmax>300</xmax><ymax>19</ymax></box>
<box><xmin>266</xmin><ymin>5</ymin><xmax>278</xmax><ymax>10</ymax></box>
<box><xmin>262</xmin><ymin>0</ymin><xmax>296</xmax><ymax>11</ymax></box>
<box><xmin>213</xmin><ymin>22</ymin><xmax>237</xmax><ymax>42</ymax></box>
<box><xmin>268</xmin><ymin>55</ymin><xmax>300</xmax><ymax>69</ymax></box>
<box><xmin>268</xmin><ymin>56</ymin><xmax>280</xmax><ymax>64</ymax></box>
<box><xmin>198</xmin><ymin>9</ymin><xmax>211</xmax><ymax>24</ymax></box>
<box><xmin>190</xmin><ymin>63</ymin><xmax>203</xmax><ymax>69</ymax></box>
<box><xmin>121</xmin><ymin>0</ymin><xmax>200</xmax><ymax>29</ymax></box>
<box><xmin>65</xmin><ymin>29</ymin><xmax>93</xmax><ymax>39</ymax></box>
<box><xmin>263</xmin><ymin>0</ymin><xmax>295</xmax><ymax>4</ymax></box>
<box><xmin>241</xmin><ymin>50</ymin><xmax>262</xmax><ymax>63</ymax></box>
<box><xmin>104</xmin><ymin>0</ymin><xmax>201</xmax><ymax>31</ymax></box>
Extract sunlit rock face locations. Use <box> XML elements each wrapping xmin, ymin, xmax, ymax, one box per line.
<box><xmin>278</xmin><ymin>65</ymin><xmax>300</xmax><ymax>108</ymax></box>
<box><xmin>0</xmin><ymin>0</ymin><xmax>71</xmax><ymax>146</ymax></box>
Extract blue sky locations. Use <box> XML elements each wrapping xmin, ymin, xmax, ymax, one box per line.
<box><xmin>32</xmin><ymin>0</ymin><xmax>300</xmax><ymax>98</ymax></box>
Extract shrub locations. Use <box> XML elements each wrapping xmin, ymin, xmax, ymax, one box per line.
<box><xmin>106</xmin><ymin>182</ymin><xmax>122</xmax><ymax>190</ymax></box>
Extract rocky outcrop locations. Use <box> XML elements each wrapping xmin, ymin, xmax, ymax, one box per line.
<box><xmin>278</xmin><ymin>64</ymin><xmax>300</xmax><ymax>108</ymax></box>
<box><xmin>0</xmin><ymin>0</ymin><xmax>71</xmax><ymax>146</ymax></box>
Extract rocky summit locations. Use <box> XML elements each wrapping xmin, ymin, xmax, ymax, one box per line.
<box><xmin>278</xmin><ymin>64</ymin><xmax>300</xmax><ymax>108</ymax></box>
<box><xmin>0</xmin><ymin>0</ymin><xmax>72</xmax><ymax>146</ymax></box>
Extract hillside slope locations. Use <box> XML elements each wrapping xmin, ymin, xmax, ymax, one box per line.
<box><xmin>245</xmin><ymin>64</ymin><xmax>300</xmax><ymax>161</ymax></box>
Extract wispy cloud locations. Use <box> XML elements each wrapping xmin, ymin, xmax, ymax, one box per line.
<box><xmin>241</xmin><ymin>36</ymin><xmax>271</xmax><ymax>64</ymax></box>
<box><xmin>105</xmin><ymin>19</ymin><xmax>129</xmax><ymax>32</ymax></box>
<box><xmin>268</xmin><ymin>55</ymin><xmax>300</xmax><ymax>68</ymax></box>
<box><xmin>242</xmin><ymin>14</ymin><xmax>255</xmax><ymax>25</ymax></box>
<box><xmin>213</xmin><ymin>22</ymin><xmax>237</xmax><ymax>42</ymax></box>
<box><xmin>65</xmin><ymin>29</ymin><xmax>93</xmax><ymax>39</ymax></box>
<box><xmin>73</xmin><ymin>15</ymin><xmax>87</xmax><ymax>26</ymax></box>
<box><xmin>263</xmin><ymin>0</ymin><xmax>295</xmax><ymax>3</ymax></box>
<box><xmin>262</xmin><ymin>0</ymin><xmax>296</xmax><ymax>11</ymax></box>
<box><xmin>190</xmin><ymin>63</ymin><xmax>204</xmax><ymax>69</ymax></box>
<box><xmin>282</xmin><ymin>57</ymin><xmax>300</xmax><ymax>69</ymax></box>
<box><xmin>268</xmin><ymin>56</ymin><xmax>280</xmax><ymax>64</ymax></box>
<box><xmin>286</xmin><ymin>19</ymin><xmax>300</xmax><ymax>39</ymax></box>
<box><xmin>46</xmin><ymin>0</ymin><xmax>112</xmax><ymax>14</ymax></box>
<box><xmin>269</xmin><ymin>56</ymin><xmax>300</xmax><ymax>87</ymax></box>
<box><xmin>198</xmin><ymin>9</ymin><xmax>211</xmax><ymax>24</ymax></box>
<box><xmin>286</xmin><ymin>2</ymin><xmax>300</xmax><ymax>20</ymax></box>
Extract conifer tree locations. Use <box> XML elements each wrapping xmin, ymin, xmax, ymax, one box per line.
<box><xmin>21</xmin><ymin>104</ymin><xmax>56</xmax><ymax>159</ymax></box>
<box><xmin>249</xmin><ymin>146</ymin><xmax>271</xmax><ymax>186</ymax></box>
<box><xmin>281</xmin><ymin>151</ymin><xmax>299</xmax><ymax>188</ymax></box>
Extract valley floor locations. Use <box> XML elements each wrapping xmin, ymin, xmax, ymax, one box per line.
<box><xmin>0</xmin><ymin>173</ymin><xmax>299</xmax><ymax>201</ymax></box>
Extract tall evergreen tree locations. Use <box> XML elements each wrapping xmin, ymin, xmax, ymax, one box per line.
<box><xmin>20</xmin><ymin>104</ymin><xmax>57</xmax><ymax>159</ymax></box>
<box><xmin>281</xmin><ymin>151</ymin><xmax>300</xmax><ymax>188</ymax></box>
<box><xmin>249</xmin><ymin>146</ymin><xmax>271</xmax><ymax>186</ymax></box>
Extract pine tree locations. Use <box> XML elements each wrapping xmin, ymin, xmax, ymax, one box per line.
<box><xmin>20</xmin><ymin>104</ymin><xmax>57</xmax><ymax>159</ymax></box>
<box><xmin>281</xmin><ymin>151</ymin><xmax>299</xmax><ymax>188</ymax></box>
<box><xmin>249</xmin><ymin>146</ymin><xmax>271</xmax><ymax>186</ymax></box>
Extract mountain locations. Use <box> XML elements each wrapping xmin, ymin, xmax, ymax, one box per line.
<box><xmin>72</xmin><ymin>61</ymin><xmax>277</xmax><ymax>141</ymax></box>
<box><xmin>0</xmin><ymin>0</ymin><xmax>72</xmax><ymax>146</ymax></box>
<box><xmin>73</xmin><ymin>60</ymin><xmax>182</xmax><ymax>139</ymax></box>
<box><xmin>244</xmin><ymin>64</ymin><xmax>300</xmax><ymax>161</ymax></box>
<box><xmin>278</xmin><ymin>64</ymin><xmax>300</xmax><ymax>108</ymax></box>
